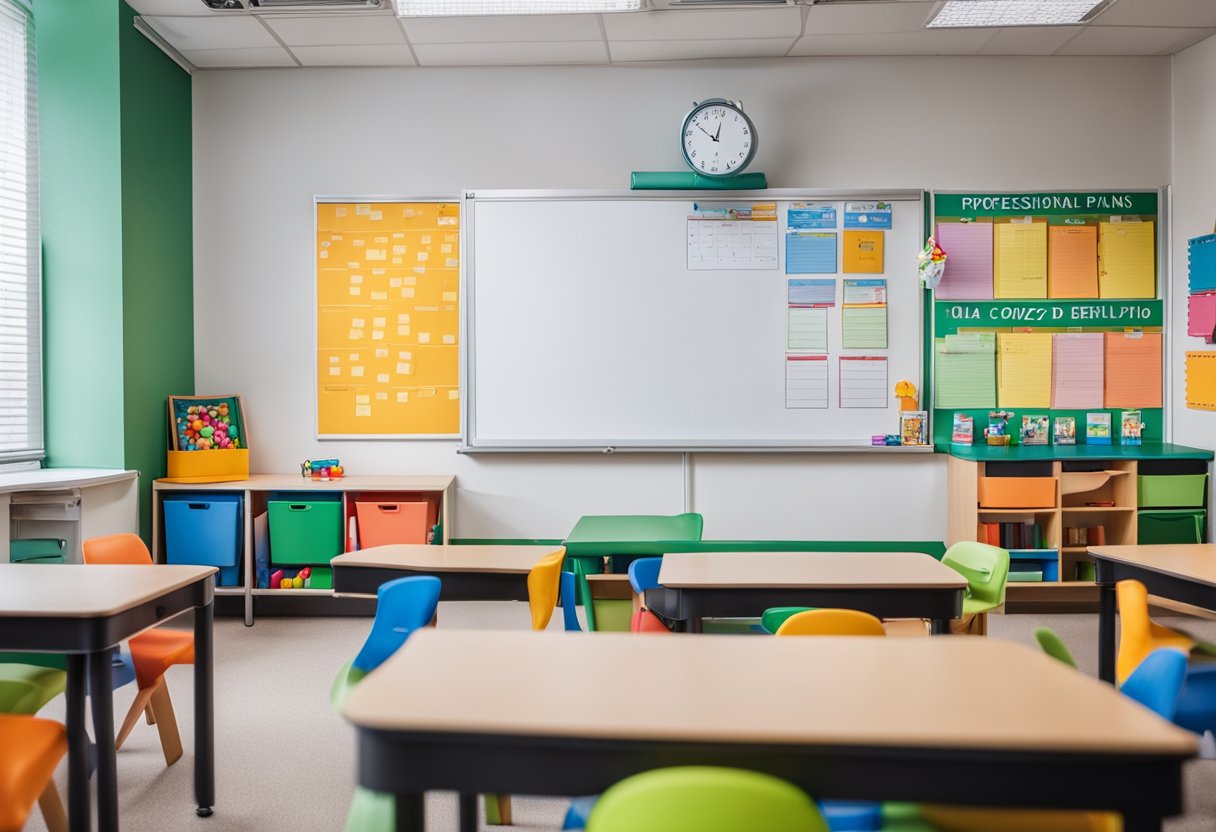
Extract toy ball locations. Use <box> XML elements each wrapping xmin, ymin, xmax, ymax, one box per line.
<box><xmin>331</xmin><ymin>466</ymin><xmax>343</xmax><ymax>477</ymax></box>
<box><xmin>187</xmin><ymin>443</ymin><xmax>196</xmax><ymax>450</ymax></box>
<box><xmin>229</xmin><ymin>426</ymin><xmax>238</xmax><ymax>439</ymax></box>
<box><xmin>233</xmin><ymin>439</ymin><xmax>240</xmax><ymax>448</ymax></box>
<box><xmin>192</xmin><ymin>419</ymin><xmax>203</xmax><ymax>430</ymax></box>
<box><xmin>188</xmin><ymin>406</ymin><xmax>198</xmax><ymax>415</ymax></box>
<box><xmin>299</xmin><ymin>567</ymin><xmax>312</xmax><ymax>579</ymax></box>
<box><xmin>292</xmin><ymin>575</ymin><xmax>304</xmax><ymax>589</ymax></box>
<box><xmin>280</xmin><ymin>578</ymin><xmax>293</xmax><ymax>589</ymax></box>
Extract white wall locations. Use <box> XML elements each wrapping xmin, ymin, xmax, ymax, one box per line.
<box><xmin>193</xmin><ymin>56</ymin><xmax>1172</xmax><ymax>540</ymax></box>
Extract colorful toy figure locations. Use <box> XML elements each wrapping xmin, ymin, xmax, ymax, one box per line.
<box><xmin>917</xmin><ymin>236</ymin><xmax>948</xmax><ymax>290</ymax></box>
<box><xmin>894</xmin><ymin>380</ymin><xmax>919</xmax><ymax>412</ymax></box>
<box><xmin>302</xmin><ymin>459</ymin><xmax>344</xmax><ymax>480</ymax></box>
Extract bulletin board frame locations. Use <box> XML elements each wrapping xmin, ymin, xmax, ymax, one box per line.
<box><xmin>927</xmin><ymin>188</ymin><xmax>1171</xmax><ymax>447</ymax></box>
<box><xmin>314</xmin><ymin>195</ymin><xmax>462</xmax><ymax>440</ymax></box>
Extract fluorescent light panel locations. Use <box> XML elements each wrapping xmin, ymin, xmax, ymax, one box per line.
<box><xmin>396</xmin><ymin>0</ymin><xmax>640</xmax><ymax>14</ymax></box>
<box><xmin>928</xmin><ymin>0</ymin><xmax>1104</xmax><ymax>28</ymax></box>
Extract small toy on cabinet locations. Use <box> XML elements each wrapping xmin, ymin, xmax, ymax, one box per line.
<box><xmin>302</xmin><ymin>459</ymin><xmax>345</xmax><ymax>481</ymax></box>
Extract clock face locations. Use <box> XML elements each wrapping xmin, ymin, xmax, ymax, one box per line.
<box><xmin>681</xmin><ymin>100</ymin><xmax>756</xmax><ymax>178</ymax></box>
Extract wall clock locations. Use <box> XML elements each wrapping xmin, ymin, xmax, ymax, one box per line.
<box><xmin>680</xmin><ymin>98</ymin><xmax>757</xmax><ymax>178</ymax></box>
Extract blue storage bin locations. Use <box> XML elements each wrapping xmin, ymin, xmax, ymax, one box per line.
<box><xmin>1008</xmin><ymin>549</ymin><xmax>1059</xmax><ymax>582</ymax></box>
<box><xmin>163</xmin><ymin>494</ymin><xmax>243</xmax><ymax>587</ymax></box>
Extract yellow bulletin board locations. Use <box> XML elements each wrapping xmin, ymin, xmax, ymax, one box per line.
<box><xmin>316</xmin><ymin>199</ymin><xmax>460</xmax><ymax>437</ymax></box>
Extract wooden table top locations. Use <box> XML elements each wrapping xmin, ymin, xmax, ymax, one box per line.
<box><xmin>0</xmin><ymin>564</ymin><xmax>217</xmax><ymax>618</ymax></box>
<box><xmin>1089</xmin><ymin>544</ymin><xmax>1216</xmax><ymax>588</ymax></box>
<box><xmin>344</xmin><ymin>630</ymin><xmax>1196</xmax><ymax>756</ymax></box>
<box><xmin>657</xmin><ymin>551</ymin><xmax>967</xmax><ymax>590</ymax></box>
<box><xmin>331</xmin><ymin>544</ymin><xmax>564</xmax><ymax>574</ymax></box>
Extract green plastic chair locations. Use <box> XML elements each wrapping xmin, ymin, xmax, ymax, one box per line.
<box><xmin>585</xmin><ymin>767</ymin><xmax>828</xmax><ymax>832</ymax></box>
<box><xmin>942</xmin><ymin>542</ymin><xmax>1010</xmax><ymax>616</ymax></box>
<box><xmin>761</xmin><ymin>607</ymin><xmax>815</xmax><ymax>635</ymax></box>
<box><xmin>0</xmin><ymin>664</ymin><xmax>66</xmax><ymax>715</ymax></box>
<box><xmin>342</xmin><ymin>787</ymin><xmax>393</xmax><ymax>832</ymax></box>
<box><xmin>1034</xmin><ymin>627</ymin><xmax>1079</xmax><ymax>669</ymax></box>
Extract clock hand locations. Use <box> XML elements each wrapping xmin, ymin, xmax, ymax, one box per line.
<box><xmin>695</xmin><ymin>122</ymin><xmax>715</xmax><ymax>140</ymax></box>
<box><xmin>714</xmin><ymin>121</ymin><xmax>722</xmax><ymax>141</ymax></box>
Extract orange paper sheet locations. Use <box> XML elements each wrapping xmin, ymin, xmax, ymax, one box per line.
<box><xmin>842</xmin><ymin>230</ymin><xmax>884</xmax><ymax>274</ymax></box>
<box><xmin>1048</xmin><ymin>225</ymin><xmax>1098</xmax><ymax>298</ymax></box>
<box><xmin>1104</xmin><ymin>332</ymin><xmax>1162</xmax><ymax>409</ymax></box>
<box><xmin>1186</xmin><ymin>351</ymin><xmax>1216</xmax><ymax>411</ymax></box>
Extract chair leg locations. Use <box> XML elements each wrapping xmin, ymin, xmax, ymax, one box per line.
<box><xmin>496</xmin><ymin>794</ymin><xmax>513</xmax><ymax>825</ymax></box>
<box><xmin>115</xmin><ymin>685</ymin><xmax>158</xmax><ymax>751</ymax></box>
<box><xmin>145</xmin><ymin>704</ymin><xmax>157</xmax><ymax>725</ymax></box>
<box><xmin>483</xmin><ymin>793</ymin><xmax>514</xmax><ymax>825</ymax></box>
<box><xmin>149</xmin><ymin>677</ymin><xmax>184</xmax><ymax>767</ymax></box>
<box><xmin>38</xmin><ymin>780</ymin><xmax>68</xmax><ymax>832</ymax></box>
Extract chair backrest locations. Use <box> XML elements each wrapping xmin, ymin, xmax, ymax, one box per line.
<box><xmin>351</xmin><ymin>576</ymin><xmax>442</xmax><ymax>674</ymax></box>
<box><xmin>942</xmin><ymin>542</ymin><xmax>1009</xmax><ymax>608</ymax></box>
<box><xmin>527</xmin><ymin>549</ymin><xmax>566</xmax><ymax>631</ymax></box>
<box><xmin>631</xmin><ymin>609</ymin><xmax>671</xmax><ymax>634</ymax></box>
<box><xmin>559</xmin><ymin>571</ymin><xmax>582</xmax><ymax>632</ymax></box>
<box><xmin>82</xmin><ymin>533</ymin><xmax>153</xmax><ymax>566</ymax></box>
<box><xmin>761</xmin><ymin>606</ymin><xmax>813</xmax><ymax>635</ymax></box>
<box><xmin>628</xmin><ymin>557</ymin><xmax>663</xmax><ymax>594</ymax></box>
<box><xmin>1115</xmin><ymin>578</ymin><xmax>1196</xmax><ymax>684</ymax></box>
<box><xmin>774</xmin><ymin>609</ymin><xmax>885</xmax><ymax>637</ymax></box>
<box><xmin>585</xmin><ymin>766</ymin><xmax>828</xmax><ymax>832</ymax></box>
<box><xmin>1033</xmin><ymin>627</ymin><xmax>1079</xmax><ymax>669</ymax></box>
<box><xmin>1120</xmin><ymin>648</ymin><xmax>1188</xmax><ymax>721</ymax></box>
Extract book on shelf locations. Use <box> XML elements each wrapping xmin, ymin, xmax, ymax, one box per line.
<box><xmin>1065</xmin><ymin>525</ymin><xmax>1106</xmax><ymax>546</ymax></box>
<box><xmin>977</xmin><ymin>519</ymin><xmax>1046</xmax><ymax>550</ymax></box>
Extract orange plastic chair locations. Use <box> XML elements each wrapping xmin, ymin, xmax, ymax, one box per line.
<box><xmin>83</xmin><ymin>533</ymin><xmax>193</xmax><ymax>766</ymax></box>
<box><xmin>918</xmin><ymin>806</ymin><xmax>1118</xmax><ymax>832</ymax></box>
<box><xmin>774</xmin><ymin>609</ymin><xmax>886</xmax><ymax>637</ymax></box>
<box><xmin>0</xmin><ymin>714</ymin><xmax>67</xmax><ymax>832</ymax></box>
<box><xmin>1116</xmin><ymin>579</ymin><xmax>1193</xmax><ymax>685</ymax></box>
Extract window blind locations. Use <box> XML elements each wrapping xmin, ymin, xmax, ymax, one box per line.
<box><xmin>0</xmin><ymin>0</ymin><xmax>42</xmax><ymax>463</ymax></box>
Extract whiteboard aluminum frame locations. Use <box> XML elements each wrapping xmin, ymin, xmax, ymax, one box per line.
<box><xmin>461</xmin><ymin>188</ymin><xmax>928</xmax><ymax>453</ymax></box>
<box><xmin>313</xmin><ymin>194</ymin><xmax>463</xmax><ymax>441</ymax></box>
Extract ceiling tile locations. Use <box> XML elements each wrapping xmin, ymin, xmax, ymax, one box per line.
<box><xmin>1058</xmin><ymin>25</ymin><xmax>1214</xmax><ymax>55</ymax></box>
<box><xmin>610</xmin><ymin>38</ymin><xmax>795</xmax><ymax>62</ymax></box>
<box><xmin>790</xmin><ymin>29</ymin><xmax>996</xmax><ymax>56</ymax></box>
<box><xmin>291</xmin><ymin>44</ymin><xmax>416</xmax><ymax>65</ymax></box>
<box><xmin>180</xmin><ymin>46</ymin><xmax>297</xmax><ymax>67</ymax></box>
<box><xmin>1092</xmin><ymin>0</ymin><xmax>1216</xmax><ymax>28</ymax></box>
<box><xmin>414</xmin><ymin>40</ymin><xmax>608</xmax><ymax>65</ymax></box>
<box><xmin>804</xmin><ymin>1</ymin><xmax>936</xmax><ymax>35</ymax></box>
<box><xmin>602</xmin><ymin>8</ymin><xmax>802</xmax><ymax>41</ymax></box>
<box><xmin>978</xmin><ymin>26</ymin><xmax>1082</xmax><ymax>55</ymax></box>
<box><xmin>262</xmin><ymin>15</ymin><xmax>406</xmax><ymax>46</ymax></box>
<box><xmin>402</xmin><ymin>15</ymin><xmax>603</xmax><ymax>44</ymax></box>
<box><xmin>126</xmin><ymin>0</ymin><xmax>216</xmax><ymax>14</ymax></box>
<box><xmin>142</xmin><ymin>15</ymin><xmax>279</xmax><ymax>50</ymax></box>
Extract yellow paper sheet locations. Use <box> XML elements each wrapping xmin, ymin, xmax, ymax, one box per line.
<box><xmin>1185</xmin><ymin>351</ymin><xmax>1216</xmax><ymax>411</ymax></box>
<box><xmin>1104</xmin><ymin>331</ymin><xmax>1162</xmax><ymax>408</ymax></box>
<box><xmin>842</xmin><ymin>230</ymin><xmax>884</xmax><ymax>274</ymax></box>
<box><xmin>1048</xmin><ymin>225</ymin><xmax>1098</xmax><ymax>298</ymax></box>
<box><xmin>994</xmin><ymin>222</ymin><xmax>1047</xmax><ymax>299</ymax></box>
<box><xmin>997</xmin><ymin>332</ymin><xmax>1053</xmax><ymax>407</ymax></box>
<box><xmin>1098</xmin><ymin>221</ymin><xmax>1155</xmax><ymax>299</ymax></box>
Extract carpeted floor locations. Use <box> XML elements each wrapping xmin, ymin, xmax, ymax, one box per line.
<box><xmin>24</xmin><ymin>604</ymin><xmax>1216</xmax><ymax>831</ymax></box>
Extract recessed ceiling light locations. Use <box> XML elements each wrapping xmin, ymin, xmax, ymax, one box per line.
<box><xmin>395</xmin><ymin>0</ymin><xmax>641</xmax><ymax>15</ymax></box>
<box><xmin>927</xmin><ymin>0</ymin><xmax>1109</xmax><ymax>28</ymax></box>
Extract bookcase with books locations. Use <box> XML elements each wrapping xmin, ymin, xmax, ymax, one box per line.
<box><xmin>946</xmin><ymin>445</ymin><xmax>1212</xmax><ymax>612</ymax></box>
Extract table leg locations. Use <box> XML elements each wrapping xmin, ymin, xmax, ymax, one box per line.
<box><xmin>930</xmin><ymin>618</ymin><xmax>950</xmax><ymax>635</ymax></box>
<box><xmin>195</xmin><ymin>600</ymin><xmax>216</xmax><ymax>816</ymax></box>
<box><xmin>683</xmin><ymin>595</ymin><xmax>703</xmax><ymax>634</ymax></box>
<box><xmin>458</xmin><ymin>794</ymin><xmax>477</xmax><ymax>832</ymax></box>
<box><xmin>66</xmin><ymin>654</ymin><xmax>91</xmax><ymax>832</ymax></box>
<box><xmin>394</xmin><ymin>794</ymin><xmax>425</xmax><ymax>832</ymax></box>
<box><xmin>88</xmin><ymin>649</ymin><xmax>118</xmax><ymax>832</ymax></box>
<box><xmin>1098</xmin><ymin>578</ymin><xmax>1117</xmax><ymax>685</ymax></box>
<box><xmin>1120</xmin><ymin>811</ymin><xmax>1163</xmax><ymax>832</ymax></box>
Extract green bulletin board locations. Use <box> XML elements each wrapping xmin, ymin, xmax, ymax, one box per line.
<box><xmin>930</xmin><ymin>191</ymin><xmax>1163</xmax><ymax>447</ymax></box>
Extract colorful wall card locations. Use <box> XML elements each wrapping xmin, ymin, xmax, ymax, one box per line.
<box><xmin>1098</xmin><ymin>221</ymin><xmax>1155</xmax><ymax>299</ymax></box>
<box><xmin>1186</xmin><ymin>351</ymin><xmax>1216</xmax><ymax>411</ymax></box>
<box><xmin>1104</xmin><ymin>331</ymin><xmax>1162</xmax><ymax>408</ymax></box>
<box><xmin>687</xmin><ymin>202</ymin><xmax>779</xmax><ymax>270</ymax></box>
<box><xmin>934</xmin><ymin>221</ymin><xmax>993</xmax><ymax>300</ymax></box>
<box><xmin>1189</xmin><ymin>293</ymin><xmax>1216</xmax><ymax>342</ymax></box>
<box><xmin>993</xmin><ymin>221</ymin><xmax>1048</xmax><ymax>299</ymax></box>
<box><xmin>785</xmin><ymin>231</ymin><xmax>837</xmax><ymax>274</ymax></box>
<box><xmin>786</xmin><ymin>355</ymin><xmax>829</xmax><ymax>409</ymax></box>
<box><xmin>841</xmin><ymin>279</ymin><xmax>887</xmax><ymax>349</ymax></box>
<box><xmin>842</xmin><ymin>230</ymin><xmax>884</xmax><ymax>274</ymax></box>
<box><xmin>1048</xmin><ymin>225</ymin><xmax>1099</xmax><ymax>298</ymax></box>
<box><xmin>787</xmin><ymin>278</ymin><xmax>836</xmax><ymax>307</ymax></box>
<box><xmin>788</xmin><ymin>307</ymin><xmax>828</xmax><ymax>352</ymax></box>
<box><xmin>844</xmin><ymin>202</ymin><xmax>892</xmax><ymax>229</ymax></box>
<box><xmin>1190</xmin><ymin>234</ymin><xmax>1216</xmax><ymax>294</ymax></box>
<box><xmin>839</xmin><ymin>356</ymin><xmax>887</xmax><ymax>408</ymax></box>
<box><xmin>316</xmin><ymin>201</ymin><xmax>460</xmax><ymax>436</ymax></box>
<box><xmin>934</xmin><ymin>333</ymin><xmax>996</xmax><ymax>409</ymax></box>
<box><xmin>997</xmin><ymin>332</ymin><xmax>1053</xmax><ymax>407</ymax></box>
<box><xmin>1051</xmin><ymin>332</ymin><xmax>1104</xmax><ymax>409</ymax></box>
<box><xmin>787</xmin><ymin>202</ymin><xmax>837</xmax><ymax>230</ymax></box>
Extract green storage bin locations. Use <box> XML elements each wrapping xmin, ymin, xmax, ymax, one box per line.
<box><xmin>307</xmin><ymin>567</ymin><xmax>332</xmax><ymax>590</ymax></box>
<box><xmin>1138</xmin><ymin>474</ymin><xmax>1208</xmax><ymax>508</ymax></box>
<box><xmin>9</xmin><ymin>538</ymin><xmax>66</xmax><ymax>564</ymax></box>
<box><xmin>268</xmin><ymin>500</ymin><xmax>343</xmax><ymax>565</ymax></box>
<box><xmin>1138</xmin><ymin>510</ymin><xmax>1206</xmax><ymax>545</ymax></box>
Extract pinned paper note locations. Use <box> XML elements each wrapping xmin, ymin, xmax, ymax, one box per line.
<box><xmin>997</xmin><ymin>332</ymin><xmax>1053</xmax><ymax>407</ymax></box>
<box><xmin>786</xmin><ymin>355</ymin><xmax>829</xmax><ymax>409</ymax></box>
<box><xmin>1186</xmin><ymin>351</ymin><xmax>1216</xmax><ymax>410</ymax></box>
<box><xmin>842</xmin><ymin>230</ymin><xmax>884</xmax><ymax>274</ymax></box>
<box><xmin>785</xmin><ymin>232</ymin><xmax>837</xmax><ymax>274</ymax></box>
<box><xmin>934</xmin><ymin>222</ymin><xmax>993</xmax><ymax>300</ymax></box>
<box><xmin>788</xmin><ymin>307</ymin><xmax>828</xmax><ymax>352</ymax></box>
<box><xmin>994</xmin><ymin>222</ymin><xmax>1047</xmax><ymax>299</ymax></box>
<box><xmin>1048</xmin><ymin>225</ymin><xmax>1098</xmax><ymax>298</ymax></box>
<box><xmin>1188</xmin><ymin>293</ymin><xmax>1216</xmax><ymax>342</ymax></box>
<box><xmin>839</xmin><ymin>356</ymin><xmax>887</xmax><ymax>408</ymax></box>
<box><xmin>934</xmin><ymin>333</ymin><xmax>996</xmax><ymax>409</ymax></box>
<box><xmin>1051</xmin><ymin>333</ymin><xmax>1104</xmax><ymax>409</ymax></box>
<box><xmin>1098</xmin><ymin>221</ymin><xmax>1155</xmax><ymax>299</ymax></box>
<box><xmin>1104</xmin><ymin>331</ymin><xmax>1162</xmax><ymax>408</ymax></box>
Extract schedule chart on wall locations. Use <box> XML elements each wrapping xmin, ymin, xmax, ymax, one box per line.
<box><xmin>315</xmin><ymin>200</ymin><xmax>460</xmax><ymax>437</ymax></box>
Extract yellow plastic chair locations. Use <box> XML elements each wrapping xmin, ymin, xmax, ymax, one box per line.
<box><xmin>918</xmin><ymin>806</ymin><xmax>1119</xmax><ymax>832</ymax></box>
<box><xmin>487</xmin><ymin>547</ymin><xmax>567</xmax><ymax>825</ymax></box>
<box><xmin>774</xmin><ymin>609</ymin><xmax>886</xmax><ymax>637</ymax></box>
<box><xmin>1116</xmin><ymin>579</ymin><xmax>1193</xmax><ymax>685</ymax></box>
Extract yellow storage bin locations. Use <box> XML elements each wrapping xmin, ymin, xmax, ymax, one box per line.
<box><xmin>165</xmin><ymin>449</ymin><xmax>249</xmax><ymax>483</ymax></box>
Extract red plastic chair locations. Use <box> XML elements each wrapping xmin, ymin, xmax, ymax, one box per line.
<box><xmin>82</xmin><ymin>533</ymin><xmax>193</xmax><ymax>766</ymax></box>
<box><xmin>0</xmin><ymin>714</ymin><xmax>67</xmax><ymax>832</ymax></box>
<box><xmin>631</xmin><ymin>609</ymin><xmax>672</xmax><ymax>633</ymax></box>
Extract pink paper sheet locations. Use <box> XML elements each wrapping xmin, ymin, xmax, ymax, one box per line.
<box><xmin>1052</xmin><ymin>333</ymin><xmax>1104</xmax><ymax>410</ymax></box>
<box><xmin>934</xmin><ymin>222</ymin><xmax>993</xmax><ymax>300</ymax></box>
<box><xmin>1189</xmin><ymin>292</ymin><xmax>1216</xmax><ymax>342</ymax></box>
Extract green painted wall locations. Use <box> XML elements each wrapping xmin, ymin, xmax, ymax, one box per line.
<box><xmin>39</xmin><ymin>0</ymin><xmax>193</xmax><ymax>543</ymax></box>
<box><xmin>37</xmin><ymin>0</ymin><xmax>125</xmax><ymax>469</ymax></box>
<box><xmin>119</xmin><ymin>1</ymin><xmax>194</xmax><ymax>543</ymax></box>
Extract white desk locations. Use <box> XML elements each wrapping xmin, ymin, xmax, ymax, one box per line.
<box><xmin>0</xmin><ymin>468</ymin><xmax>138</xmax><ymax>564</ymax></box>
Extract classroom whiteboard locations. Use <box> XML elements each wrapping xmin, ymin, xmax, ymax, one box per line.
<box><xmin>464</xmin><ymin>189</ymin><xmax>925</xmax><ymax>451</ymax></box>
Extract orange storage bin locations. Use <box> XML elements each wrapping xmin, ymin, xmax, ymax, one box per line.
<box><xmin>355</xmin><ymin>501</ymin><xmax>430</xmax><ymax>549</ymax></box>
<box><xmin>978</xmin><ymin>476</ymin><xmax>1056</xmax><ymax>509</ymax></box>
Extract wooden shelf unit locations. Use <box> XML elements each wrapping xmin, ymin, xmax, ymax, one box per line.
<box><xmin>152</xmin><ymin>475</ymin><xmax>455</xmax><ymax>625</ymax></box>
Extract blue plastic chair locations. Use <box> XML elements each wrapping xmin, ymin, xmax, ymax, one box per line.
<box><xmin>560</xmin><ymin>572</ymin><xmax>583</xmax><ymax>632</ymax></box>
<box><xmin>1121</xmin><ymin>648</ymin><xmax>1188</xmax><ymax>721</ymax></box>
<box><xmin>628</xmin><ymin>557</ymin><xmax>662</xmax><ymax>594</ymax></box>
<box><xmin>1175</xmin><ymin>663</ymin><xmax>1216</xmax><ymax>736</ymax></box>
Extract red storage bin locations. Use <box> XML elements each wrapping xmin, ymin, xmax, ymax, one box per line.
<box><xmin>355</xmin><ymin>501</ymin><xmax>430</xmax><ymax>548</ymax></box>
